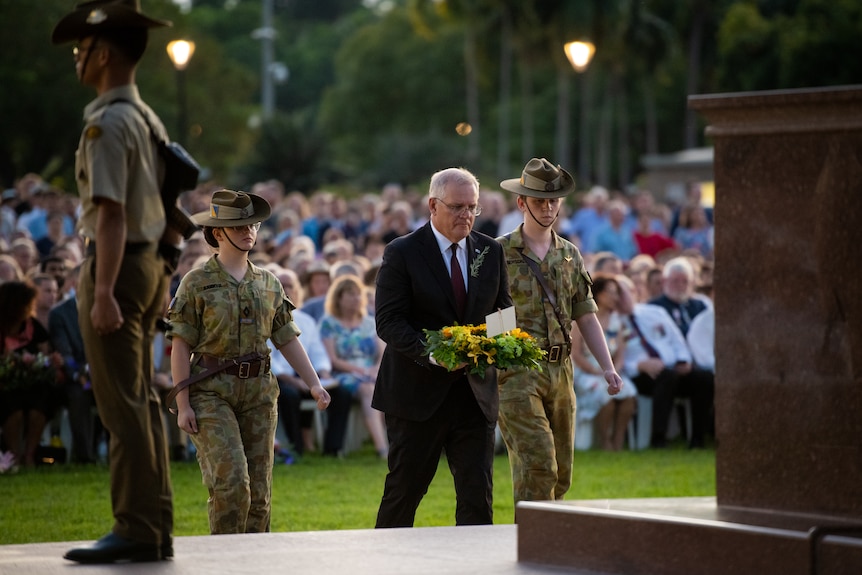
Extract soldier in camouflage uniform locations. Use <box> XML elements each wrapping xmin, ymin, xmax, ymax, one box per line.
<box><xmin>497</xmin><ymin>159</ymin><xmax>623</xmax><ymax>505</ymax></box>
<box><xmin>168</xmin><ymin>190</ymin><xmax>330</xmax><ymax>534</ymax></box>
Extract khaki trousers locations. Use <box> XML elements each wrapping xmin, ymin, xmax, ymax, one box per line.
<box><xmin>498</xmin><ymin>359</ymin><xmax>575</xmax><ymax>505</ymax></box>
<box><xmin>78</xmin><ymin>249</ymin><xmax>173</xmax><ymax>545</ymax></box>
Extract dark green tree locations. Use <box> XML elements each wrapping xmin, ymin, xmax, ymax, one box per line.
<box><xmin>319</xmin><ymin>6</ymin><xmax>469</xmax><ymax>185</ymax></box>
<box><xmin>239</xmin><ymin>111</ymin><xmax>331</xmax><ymax>192</ymax></box>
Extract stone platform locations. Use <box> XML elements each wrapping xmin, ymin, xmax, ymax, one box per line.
<box><xmin>0</xmin><ymin>524</ymin><xmax>596</xmax><ymax>575</ymax></box>
<box><xmin>517</xmin><ymin>497</ymin><xmax>862</xmax><ymax>575</ymax></box>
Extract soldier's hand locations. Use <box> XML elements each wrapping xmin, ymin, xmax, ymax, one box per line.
<box><xmin>91</xmin><ymin>294</ymin><xmax>124</xmax><ymax>336</ymax></box>
<box><xmin>311</xmin><ymin>385</ymin><xmax>331</xmax><ymax>410</ymax></box>
<box><xmin>178</xmin><ymin>407</ymin><xmax>198</xmax><ymax>434</ymax></box>
<box><xmin>604</xmin><ymin>370</ymin><xmax>624</xmax><ymax>396</ymax></box>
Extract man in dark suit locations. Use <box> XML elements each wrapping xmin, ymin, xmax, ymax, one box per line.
<box><xmin>49</xmin><ymin>264</ymin><xmax>98</xmax><ymax>463</ymax></box>
<box><xmin>373</xmin><ymin>167</ymin><xmax>513</xmax><ymax>528</ymax></box>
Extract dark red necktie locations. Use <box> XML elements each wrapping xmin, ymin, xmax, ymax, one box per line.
<box><xmin>450</xmin><ymin>243</ymin><xmax>466</xmax><ymax>316</ymax></box>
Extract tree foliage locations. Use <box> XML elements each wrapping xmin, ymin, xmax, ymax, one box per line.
<box><xmin>319</xmin><ymin>7</ymin><xmax>470</xmax><ymax>185</ymax></box>
<box><xmin>716</xmin><ymin>0</ymin><xmax>862</xmax><ymax>91</ymax></box>
<box><xmin>1</xmin><ymin>0</ymin><xmax>861</xmax><ymax>192</ymax></box>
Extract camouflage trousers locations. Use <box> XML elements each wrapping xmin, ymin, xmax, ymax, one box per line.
<box><xmin>497</xmin><ymin>358</ymin><xmax>575</xmax><ymax>505</ymax></box>
<box><xmin>189</xmin><ymin>371</ymin><xmax>279</xmax><ymax>534</ymax></box>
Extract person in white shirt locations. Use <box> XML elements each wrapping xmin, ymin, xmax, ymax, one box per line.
<box><xmin>617</xmin><ymin>275</ymin><xmax>714</xmax><ymax>448</ymax></box>
<box><xmin>269</xmin><ymin>268</ymin><xmax>352</xmax><ymax>456</ymax></box>
<box><xmin>686</xmin><ymin>306</ymin><xmax>715</xmax><ymax>372</ymax></box>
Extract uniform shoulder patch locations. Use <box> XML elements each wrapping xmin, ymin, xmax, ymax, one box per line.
<box><xmin>85</xmin><ymin>126</ymin><xmax>102</xmax><ymax>140</ymax></box>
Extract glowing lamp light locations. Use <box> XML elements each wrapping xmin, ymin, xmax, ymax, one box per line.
<box><xmin>564</xmin><ymin>41</ymin><xmax>595</xmax><ymax>73</ymax></box>
<box><xmin>166</xmin><ymin>40</ymin><xmax>196</xmax><ymax>71</ymax></box>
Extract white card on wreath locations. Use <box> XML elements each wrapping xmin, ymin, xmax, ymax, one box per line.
<box><xmin>486</xmin><ymin>306</ymin><xmax>516</xmax><ymax>338</ymax></box>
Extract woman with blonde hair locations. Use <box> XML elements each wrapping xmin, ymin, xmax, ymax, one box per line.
<box><xmin>320</xmin><ymin>274</ymin><xmax>388</xmax><ymax>457</ymax></box>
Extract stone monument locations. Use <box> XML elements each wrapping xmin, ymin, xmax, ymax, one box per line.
<box><xmin>516</xmin><ymin>85</ymin><xmax>862</xmax><ymax>574</ymax></box>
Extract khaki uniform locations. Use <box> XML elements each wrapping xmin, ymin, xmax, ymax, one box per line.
<box><xmin>167</xmin><ymin>256</ymin><xmax>300</xmax><ymax>534</ymax></box>
<box><xmin>75</xmin><ymin>85</ymin><xmax>173</xmax><ymax>546</ymax></box>
<box><xmin>496</xmin><ymin>225</ymin><xmax>596</xmax><ymax>503</ymax></box>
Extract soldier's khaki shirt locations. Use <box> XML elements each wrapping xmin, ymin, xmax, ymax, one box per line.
<box><xmin>75</xmin><ymin>85</ymin><xmax>166</xmax><ymax>243</ymax></box>
<box><xmin>167</xmin><ymin>256</ymin><xmax>301</xmax><ymax>359</ymax></box>
<box><xmin>497</xmin><ymin>225</ymin><xmax>597</xmax><ymax>348</ymax></box>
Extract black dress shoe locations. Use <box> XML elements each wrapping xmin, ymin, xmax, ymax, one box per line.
<box><xmin>162</xmin><ymin>536</ymin><xmax>174</xmax><ymax>559</ymax></box>
<box><xmin>64</xmin><ymin>532</ymin><xmax>160</xmax><ymax>564</ymax></box>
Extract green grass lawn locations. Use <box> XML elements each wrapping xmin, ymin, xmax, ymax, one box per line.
<box><xmin>0</xmin><ymin>443</ymin><xmax>715</xmax><ymax>545</ymax></box>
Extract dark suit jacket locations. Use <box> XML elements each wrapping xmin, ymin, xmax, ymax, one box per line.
<box><xmin>648</xmin><ymin>294</ymin><xmax>707</xmax><ymax>337</ymax></box>
<box><xmin>372</xmin><ymin>222</ymin><xmax>512</xmax><ymax>423</ymax></box>
<box><xmin>49</xmin><ymin>296</ymin><xmax>87</xmax><ymax>372</ymax></box>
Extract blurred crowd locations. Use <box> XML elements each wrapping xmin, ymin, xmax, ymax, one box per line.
<box><xmin>0</xmin><ymin>170</ymin><xmax>715</xmax><ymax>467</ymax></box>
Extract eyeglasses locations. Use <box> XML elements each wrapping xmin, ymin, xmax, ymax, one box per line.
<box><xmin>435</xmin><ymin>198</ymin><xmax>482</xmax><ymax>217</ymax></box>
<box><xmin>228</xmin><ymin>222</ymin><xmax>262</xmax><ymax>232</ymax></box>
<box><xmin>72</xmin><ymin>42</ymin><xmax>101</xmax><ymax>60</ymax></box>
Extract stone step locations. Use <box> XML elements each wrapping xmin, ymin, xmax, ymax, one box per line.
<box><xmin>517</xmin><ymin>497</ymin><xmax>862</xmax><ymax>575</ymax></box>
<box><xmin>1</xmin><ymin>524</ymin><xmax>586</xmax><ymax>575</ymax></box>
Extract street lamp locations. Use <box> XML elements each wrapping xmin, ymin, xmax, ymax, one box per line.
<box><xmin>166</xmin><ymin>40</ymin><xmax>196</xmax><ymax>147</ymax></box>
<box><xmin>564</xmin><ymin>40</ymin><xmax>595</xmax><ymax>73</ymax></box>
<box><xmin>564</xmin><ymin>40</ymin><xmax>596</xmax><ymax>183</ymax></box>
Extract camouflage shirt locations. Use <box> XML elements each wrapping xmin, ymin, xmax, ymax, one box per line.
<box><xmin>167</xmin><ymin>255</ymin><xmax>300</xmax><ymax>358</ymax></box>
<box><xmin>497</xmin><ymin>225</ymin><xmax>597</xmax><ymax>348</ymax></box>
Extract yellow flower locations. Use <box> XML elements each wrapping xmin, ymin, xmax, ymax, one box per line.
<box><xmin>423</xmin><ymin>323</ymin><xmax>546</xmax><ymax>375</ymax></box>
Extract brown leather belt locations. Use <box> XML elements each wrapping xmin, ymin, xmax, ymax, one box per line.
<box><xmin>544</xmin><ymin>343</ymin><xmax>571</xmax><ymax>363</ymax></box>
<box><xmin>165</xmin><ymin>351</ymin><xmax>270</xmax><ymax>414</ymax></box>
<box><xmin>198</xmin><ymin>354</ymin><xmax>271</xmax><ymax>379</ymax></box>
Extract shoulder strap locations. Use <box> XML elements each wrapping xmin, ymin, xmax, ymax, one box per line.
<box><xmin>108</xmin><ymin>97</ymin><xmax>166</xmax><ymax>145</ymax></box>
<box><xmin>517</xmin><ymin>248</ymin><xmax>571</xmax><ymax>346</ymax></box>
<box><xmin>164</xmin><ymin>360</ymin><xmax>217</xmax><ymax>415</ymax></box>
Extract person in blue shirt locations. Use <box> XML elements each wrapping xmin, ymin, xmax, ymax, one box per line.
<box><xmin>591</xmin><ymin>199</ymin><xmax>638</xmax><ymax>262</ymax></box>
<box><xmin>566</xmin><ymin>185</ymin><xmax>609</xmax><ymax>253</ymax></box>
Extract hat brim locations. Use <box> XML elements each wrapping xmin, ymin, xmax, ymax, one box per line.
<box><xmin>52</xmin><ymin>5</ymin><xmax>171</xmax><ymax>45</ymax></box>
<box><xmin>500</xmin><ymin>167</ymin><xmax>576</xmax><ymax>199</ymax></box>
<box><xmin>191</xmin><ymin>194</ymin><xmax>272</xmax><ymax>228</ymax></box>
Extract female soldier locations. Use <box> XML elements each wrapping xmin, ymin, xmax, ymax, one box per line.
<box><xmin>168</xmin><ymin>189</ymin><xmax>330</xmax><ymax>534</ymax></box>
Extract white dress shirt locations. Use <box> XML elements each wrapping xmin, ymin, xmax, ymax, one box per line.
<box><xmin>686</xmin><ymin>307</ymin><xmax>715</xmax><ymax>372</ymax></box>
<box><xmin>623</xmin><ymin>303</ymin><xmax>692</xmax><ymax>378</ymax></box>
<box><xmin>268</xmin><ymin>308</ymin><xmax>332</xmax><ymax>377</ymax></box>
<box><xmin>430</xmin><ymin>221</ymin><xmax>467</xmax><ymax>292</ymax></box>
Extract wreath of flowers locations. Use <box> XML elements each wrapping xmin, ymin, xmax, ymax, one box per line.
<box><xmin>423</xmin><ymin>323</ymin><xmax>547</xmax><ymax>376</ymax></box>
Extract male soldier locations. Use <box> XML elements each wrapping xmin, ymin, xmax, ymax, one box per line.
<box><xmin>496</xmin><ymin>158</ymin><xmax>623</xmax><ymax>506</ymax></box>
<box><xmin>52</xmin><ymin>0</ymin><xmax>175</xmax><ymax>563</ymax></box>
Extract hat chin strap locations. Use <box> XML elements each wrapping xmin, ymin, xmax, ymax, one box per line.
<box><xmin>525</xmin><ymin>203</ymin><xmax>557</xmax><ymax>229</ymax></box>
<box><xmin>77</xmin><ymin>34</ymin><xmax>99</xmax><ymax>85</ymax></box>
<box><xmin>223</xmin><ymin>229</ymin><xmax>253</xmax><ymax>253</ymax></box>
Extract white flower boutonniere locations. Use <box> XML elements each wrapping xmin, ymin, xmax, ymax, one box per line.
<box><xmin>469</xmin><ymin>246</ymin><xmax>490</xmax><ymax>278</ymax></box>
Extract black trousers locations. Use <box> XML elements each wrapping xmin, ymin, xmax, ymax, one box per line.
<box><xmin>376</xmin><ymin>378</ymin><xmax>495</xmax><ymax>528</ymax></box>
<box><xmin>276</xmin><ymin>378</ymin><xmax>352</xmax><ymax>456</ymax></box>
<box><xmin>633</xmin><ymin>368</ymin><xmax>714</xmax><ymax>446</ymax></box>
